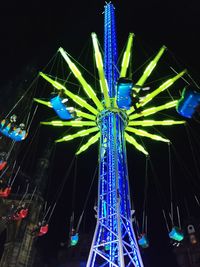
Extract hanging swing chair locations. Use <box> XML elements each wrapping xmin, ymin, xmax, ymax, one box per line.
<box><xmin>138</xmin><ymin>233</ymin><xmax>149</xmax><ymax>248</ymax></box>
<box><xmin>169</xmin><ymin>226</ymin><xmax>184</xmax><ymax>242</ymax></box>
<box><xmin>176</xmin><ymin>87</ymin><xmax>200</xmax><ymax>118</ymax></box>
<box><xmin>50</xmin><ymin>94</ymin><xmax>76</xmax><ymax>121</ymax></box>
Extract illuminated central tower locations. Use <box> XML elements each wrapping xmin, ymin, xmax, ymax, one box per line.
<box><xmin>86</xmin><ymin>4</ymin><xmax>143</xmax><ymax>266</ymax></box>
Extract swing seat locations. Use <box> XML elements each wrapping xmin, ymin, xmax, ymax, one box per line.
<box><xmin>117</xmin><ymin>78</ymin><xmax>133</xmax><ymax>110</ymax></box>
<box><xmin>176</xmin><ymin>88</ymin><xmax>200</xmax><ymax>118</ymax></box>
<box><xmin>0</xmin><ymin>161</ymin><xmax>7</xmax><ymax>171</ymax></box>
<box><xmin>50</xmin><ymin>95</ymin><xmax>75</xmax><ymax>120</ymax></box>
<box><xmin>0</xmin><ymin>120</ymin><xmax>27</xmax><ymax>141</ymax></box>
<box><xmin>0</xmin><ymin>187</ymin><xmax>11</xmax><ymax>198</ymax></box>
<box><xmin>138</xmin><ymin>234</ymin><xmax>149</xmax><ymax>248</ymax></box>
<box><xmin>13</xmin><ymin>209</ymin><xmax>28</xmax><ymax>220</ymax></box>
<box><xmin>38</xmin><ymin>224</ymin><xmax>49</xmax><ymax>236</ymax></box>
<box><xmin>9</xmin><ymin>129</ymin><xmax>27</xmax><ymax>141</ymax></box>
<box><xmin>70</xmin><ymin>233</ymin><xmax>79</xmax><ymax>246</ymax></box>
<box><xmin>169</xmin><ymin>226</ymin><xmax>184</xmax><ymax>241</ymax></box>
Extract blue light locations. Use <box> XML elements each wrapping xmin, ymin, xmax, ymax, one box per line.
<box><xmin>117</xmin><ymin>78</ymin><xmax>133</xmax><ymax>109</ymax></box>
<box><xmin>176</xmin><ymin>88</ymin><xmax>200</xmax><ymax>118</ymax></box>
<box><xmin>169</xmin><ymin>226</ymin><xmax>184</xmax><ymax>242</ymax></box>
<box><xmin>50</xmin><ymin>95</ymin><xmax>75</xmax><ymax>120</ymax></box>
<box><xmin>138</xmin><ymin>234</ymin><xmax>149</xmax><ymax>248</ymax></box>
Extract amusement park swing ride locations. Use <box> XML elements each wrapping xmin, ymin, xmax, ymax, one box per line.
<box><xmin>1</xmin><ymin>2</ymin><xmax>200</xmax><ymax>267</ymax></box>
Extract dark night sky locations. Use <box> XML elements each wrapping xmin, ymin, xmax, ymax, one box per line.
<box><xmin>0</xmin><ymin>1</ymin><xmax>200</xmax><ymax>266</ymax></box>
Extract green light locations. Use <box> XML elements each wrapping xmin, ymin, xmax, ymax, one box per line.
<box><xmin>76</xmin><ymin>132</ymin><xmax>100</xmax><ymax>155</ymax></box>
<box><xmin>129</xmin><ymin>100</ymin><xmax>178</xmax><ymax>120</ymax></box>
<box><xmin>126</xmin><ymin>127</ymin><xmax>170</xmax><ymax>142</ymax></box>
<box><xmin>74</xmin><ymin>109</ymin><xmax>96</xmax><ymax>120</ymax></box>
<box><xmin>139</xmin><ymin>70</ymin><xmax>186</xmax><ymax>107</ymax></box>
<box><xmin>55</xmin><ymin>127</ymin><xmax>99</xmax><ymax>143</ymax></box>
<box><xmin>120</xmin><ymin>33</ymin><xmax>134</xmax><ymax>78</ymax></box>
<box><xmin>41</xmin><ymin>120</ymin><xmax>96</xmax><ymax>127</ymax></box>
<box><xmin>40</xmin><ymin>72</ymin><xmax>98</xmax><ymax>115</ymax></box>
<box><xmin>136</xmin><ymin>46</ymin><xmax>167</xmax><ymax>88</ymax></box>
<box><xmin>58</xmin><ymin>47</ymin><xmax>103</xmax><ymax>111</ymax></box>
<box><xmin>33</xmin><ymin>98</ymin><xmax>52</xmax><ymax>108</ymax></box>
<box><xmin>128</xmin><ymin>120</ymin><xmax>185</xmax><ymax>126</ymax></box>
<box><xmin>125</xmin><ymin>132</ymin><xmax>148</xmax><ymax>155</ymax></box>
<box><xmin>91</xmin><ymin>33</ymin><xmax>111</xmax><ymax>108</ymax></box>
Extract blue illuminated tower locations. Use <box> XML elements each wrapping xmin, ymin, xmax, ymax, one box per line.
<box><xmin>86</xmin><ymin>4</ymin><xmax>144</xmax><ymax>266</ymax></box>
<box><xmin>35</xmin><ymin>2</ymin><xmax>186</xmax><ymax>266</ymax></box>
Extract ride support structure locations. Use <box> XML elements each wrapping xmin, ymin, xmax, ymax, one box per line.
<box><xmin>86</xmin><ymin>3</ymin><xmax>144</xmax><ymax>267</ymax></box>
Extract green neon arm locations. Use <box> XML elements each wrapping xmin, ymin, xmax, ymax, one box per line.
<box><xmin>125</xmin><ymin>133</ymin><xmax>149</xmax><ymax>155</ymax></box>
<box><xmin>33</xmin><ymin>98</ymin><xmax>52</xmax><ymax>108</ymax></box>
<box><xmin>127</xmin><ymin>70</ymin><xmax>186</xmax><ymax>115</ymax></box>
<box><xmin>129</xmin><ymin>100</ymin><xmax>178</xmax><ymax>120</ymax></box>
<box><xmin>40</xmin><ymin>72</ymin><xmax>98</xmax><ymax>115</ymax></box>
<box><xmin>74</xmin><ymin>109</ymin><xmax>96</xmax><ymax>120</ymax></box>
<box><xmin>58</xmin><ymin>47</ymin><xmax>103</xmax><ymax>111</ymax></box>
<box><xmin>126</xmin><ymin>127</ymin><xmax>170</xmax><ymax>142</ymax></box>
<box><xmin>91</xmin><ymin>33</ymin><xmax>111</xmax><ymax>108</ymax></box>
<box><xmin>76</xmin><ymin>132</ymin><xmax>100</xmax><ymax>155</ymax></box>
<box><xmin>128</xmin><ymin>120</ymin><xmax>185</xmax><ymax>127</ymax></box>
<box><xmin>139</xmin><ymin>70</ymin><xmax>187</xmax><ymax>107</ymax></box>
<box><xmin>55</xmin><ymin>127</ymin><xmax>99</xmax><ymax>143</ymax></box>
<box><xmin>120</xmin><ymin>33</ymin><xmax>134</xmax><ymax>78</ymax></box>
<box><xmin>41</xmin><ymin>120</ymin><xmax>96</xmax><ymax>127</ymax></box>
<box><xmin>135</xmin><ymin>46</ymin><xmax>167</xmax><ymax>88</ymax></box>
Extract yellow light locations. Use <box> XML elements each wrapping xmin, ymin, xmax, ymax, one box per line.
<box><xmin>126</xmin><ymin>127</ymin><xmax>170</xmax><ymax>142</ymax></box>
<box><xmin>33</xmin><ymin>98</ymin><xmax>52</xmax><ymax>108</ymax></box>
<box><xmin>76</xmin><ymin>132</ymin><xmax>100</xmax><ymax>155</ymax></box>
<box><xmin>40</xmin><ymin>72</ymin><xmax>98</xmax><ymax>115</ymax></box>
<box><xmin>58</xmin><ymin>47</ymin><xmax>103</xmax><ymax>111</ymax></box>
<box><xmin>136</xmin><ymin>46</ymin><xmax>167</xmax><ymax>88</ymax></box>
<box><xmin>120</xmin><ymin>33</ymin><xmax>134</xmax><ymax>78</ymax></box>
<box><xmin>41</xmin><ymin>121</ymin><xmax>96</xmax><ymax>127</ymax></box>
<box><xmin>128</xmin><ymin>120</ymin><xmax>185</xmax><ymax>126</ymax></box>
<box><xmin>91</xmin><ymin>33</ymin><xmax>111</xmax><ymax>108</ymax></box>
<box><xmin>56</xmin><ymin>127</ymin><xmax>99</xmax><ymax>143</ymax></box>
<box><xmin>129</xmin><ymin>100</ymin><xmax>178</xmax><ymax>120</ymax></box>
<box><xmin>139</xmin><ymin>70</ymin><xmax>186</xmax><ymax>107</ymax></box>
<box><xmin>125</xmin><ymin>133</ymin><xmax>149</xmax><ymax>155</ymax></box>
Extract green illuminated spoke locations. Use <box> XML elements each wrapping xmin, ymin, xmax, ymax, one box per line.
<box><xmin>120</xmin><ymin>33</ymin><xmax>134</xmax><ymax>78</ymax></box>
<box><xmin>127</xmin><ymin>70</ymin><xmax>186</xmax><ymax>115</ymax></box>
<box><xmin>138</xmin><ymin>70</ymin><xmax>186</xmax><ymax>107</ymax></box>
<box><xmin>76</xmin><ymin>132</ymin><xmax>100</xmax><ymax>155</ymax></box>
<box><xmin>41</xmin><ymin>120</ymin><xmax>96</xmax><ymax>127</ymax></box>
<box><xmin>34</xmin><ymin>98</ymin><xmax>51</xmax><ymax>108</ymax></box>
<box><xmin>74</xmin><ymin>109</ymin><xmax>96</xmax><ymax>120</ymax></box>
<box><xmin>126</xmin><ymin>127</ymin><xmax>170</xmax><ymax>142</ymax></box>
<box><xmin>135</xmin><ymin>45</ymin><xmax>167</xmax><ymax>88</ymax></box>
<box><xmin>58</xmin><ymin>47</ymin><xmax>103</xmax><ymax>111</ymax></box>
<box><xmin>125</xmin><ymin>133</ymin><xmax>148</xmax><ymax>155</ymax></box>
<box><xmin>40</xmin><ymin>72</ymin><xmax>98</xmax><ymax>115</ymax></box>
<box><xmin>128</xmin><ymin>120</ymin><xmax>185</xmax><ymax>127</ymax></box>
<box><xmin>55</xmin><ymin>127</ymin><xmax>99</xmax><ymax>143</ymax></box>
<box><xmin>129</xmin><ymin>100</ymin><xmax>178</xmax><ymax>120</ymax></box>
<box><xmin>91</xmin><ymin>33</ymin><xmax>111</xmax><ymax>108</ymax></box>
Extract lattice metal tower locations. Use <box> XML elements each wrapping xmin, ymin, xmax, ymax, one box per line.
<box><xmin>86</xmin><ymin>4</ymin><xmax>143</xmax><ymax>266</ymax></box>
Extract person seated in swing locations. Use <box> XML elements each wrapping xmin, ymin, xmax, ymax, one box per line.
<box><xmin>1</xmin><ymin>114</ymin><xmax>17</xmax><ymax>131</ymax></box>
<box><xmin>12</xmin><ymin>203</ymin><xmax>28</xmax><ymax>220</ymax></box>
<box><xmin>31</xmin><ymin>220</ymin><xmax>49</xmax><ymax>237</ymax></box>
<box><xmin>0</xmin><ymin>186</ymin><xmax>11</xmax><ymax>198</ymax></box>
